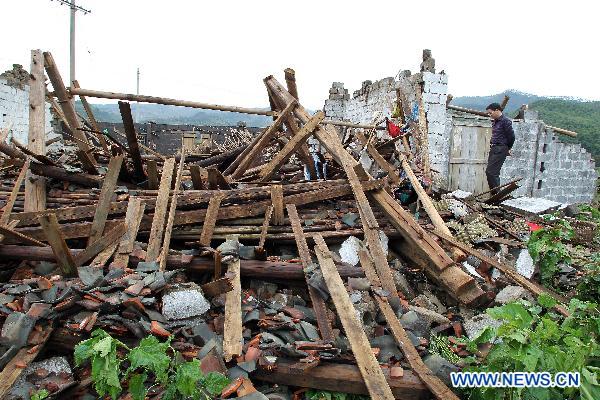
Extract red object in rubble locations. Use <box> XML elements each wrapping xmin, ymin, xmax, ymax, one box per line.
<box><xmin>386</xmin><ymin>119</ymin><xmax>402</xmax><ymax>138</ymax></box>
<box><xmin>526</xmin><ymin>221</ymin><xmax>543</xmax><ymax>231</ymax></box>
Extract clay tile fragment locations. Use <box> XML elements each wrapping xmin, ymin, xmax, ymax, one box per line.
<box><xmin>150</xmin><ymin>321</ymin><xmax>170</xmax><ymax>338</ymax></box>
<box><xmin>221</xmin><ymin>376</ymin><xmax>244</xmax><ymax>398</ymax></box>
<box><xmin>390</xmin><ymin>366</ymin><xmax>404</xmax><ymax>379</ymax></box>
<box><xmin>37</xmin><ymin>277</ymin><xmax>53</xmax><ymax>290</ymax></box>
<box><xmin>236</xmin><ymin>378</ymin><xmax>257</xmax><ymax>397</ymax></box>
<box><xmin>123</xmin><ymin>297</ymin><xmax>146</xmax><ymax>312</ymax></box>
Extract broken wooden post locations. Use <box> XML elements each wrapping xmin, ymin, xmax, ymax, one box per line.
<box><xmin>112</xmin><ymin>198</ymin><xmax>146</xmax><ymax>268</ymax></box>
<box><xmin>146</xmin><ymin>158</ymin><xmax>176</xmax><ymax>261</ymax></box>
<box><xmin>74</xmin><ymin>223</ymin><xmax>127</xmax><ymax>268</ymax></box>
<box><xmin>72</xmin><ymin>80</ymin><xmax>109</xmax><ymax>153</ymax></box>
<box><xmin>189</xmin><ymin>165</ymin><xmax>204</xmax><ymax>189</ymax></box>
<box><xmin>25</xmin><ymin>49</ymin><xmax>46</xmax><ymax>212</ymax></box>
<box><xmin>118</xmin><ymin>101</ymin><xmax>146</xmax><ymax>180</ymax></box>
<box><xmin>199</xmin><ymin>194</ymin><xmax>224</xmax><ymax>247</ymax></box>
<box><xmin>270</xmin><ymin>185</ymin><xmax>285</xmax><ymax>226</ymax></box>
<box><xmin>159</xmin><ymin>152</ymin><xmax>186</xmax><ymax>271</ymax></box>
<box><xmin>146</xmin><ymin>159</ymin><xmax>159</xmax><ymax>190</ymax></box>
<box><xmin>43</xmin><ymin>51</ymin><xmax>98</xmax><ymax>173</ymax></box>
<box><xmin>87</xmin><ymin>154</ymin><xmax>124</xmax><ymax>246</ymax></box>
<box><xmin>313</xmin><ymin>234</ymin><xmax>395</xmax><ymax>400</ymax></box>
<box><xmin>38</xmin><ymin>214</ymin><xmax>76</xmax><ymax>276</ymax></box>
<box><xmin>0</xmin><ymin>160</ymin><xmax>29</xmax><ymax>225</ymax></box>
<box><xmin>287</xmin><ymin>204</ymin><xmax>335</xmax><ymax>343</ymax></box>
<box><xmin>223</xmin><ymin>238</ymin><xmax>242</xmax><ymax>361</ymax></box>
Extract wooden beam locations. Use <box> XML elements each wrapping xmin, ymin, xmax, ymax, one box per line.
<box><xmin>358</xmin><ymin>250</ymin><xmax>460</xmax><ymax>400</ymax></box>
<box><xmin>313</xmin><ymin>234</ymin><xmax>395</xmax><ymax>400</ymax></box>
<box><xmin>189</xmin><ymin>165</ymin><xmax>204</xmax><ymax>189</ymax></box>
<box><xmin>74</xmin><ymin>222</ymin><xmax>126</xmax><ymax>267</ymax></box>
<box><xmin>199</xmin><ymin>194</ymin><xmax>224</xmax><ymax>247</ymax></box>
<box><xmin>223</xmin><ymin>241</ymin><xmax>243</xmax><ymax>361</ymax></box>
<box><xmin>146</xmin><ymin>159</ymin><xmax>159</xmax><ymax>190</ymax></box>
<box><xmin>0</xmin><ymin>225</ymin><xmax>46</xmax><ymax>247</ymax></box>
<box><xmin>257</xmin><ymin>111</ymin><xmax>324</xmax><ymax>182</ymax></box>
<box><xmin>398</xmin><ymin>154</ymin><xmax>465</xmax><ymax>261</ymax></box>
<box><xmin>252</xmin><ymin>359</ymin><xmax>427</xmax><ymax>400</ymax></box>
<box><xmin>207</xmin><ymin>167</ymin><xmax>230</xmax><ymax>190</ymax></box>
<box><xmin>146</xmin><ymin>158</ymin><xmax>175</xmax><ymax>261</ymax></box>
<box><xmin>25</xmin><ymin>50</ymin><xmax>47</xmax><ymax>212</ymax></box>
<box><xmin>284</xmin><ymin>68</ymin><xmax>300</xmax><ymax>101</ymax></box>
<box><xmin>230</xmin><ymin>101</ymin><xmax>296</xmax><ymax>180</ymax></box>
<box><xmin>38</xmin><ymin>214</ymin><xmax>76</xmax><ymax>276</ymax></box>
<box><xmin>112</xmin><ymin>198</ymin><xmax>146</xmax><ymax>268</ymax></box>
<box><xmin>43</xmin><ymin>51</ymin><xmax>97</xmax><ymax>173</ymax></box>
<box><xmin>365</xmin><ymin>143</ymin><xmax>401</xmax><ymax>185</ymax></box>
<box><xmin>87</xmin><ymin>154</ymin><xmax>124</xmax><ymax>246</ymax></box>
<box><xmin>118</xmin><ymin>101</ymin><xmax>146</xmax><ymax>179</ymax></box>
<box><xmin>28</xmin><ymin>162</ymin><xmax>102</xmax><ymax>187</ymax></box>
<box><xmin>500</xmin><ymin>95</ymin><xmax>510</xmax><ymax>111</ymax></box>
<box><xmin>287</xmin><ymin>204</ymin><xmax>335</xmax><ymax>343</ymax></box>
<box><xmin>69</xmin><ymin>87</ymin><xmax>276</xmax><ymax>116</ymax></box>
<box><xmin>0</xmin><ymin>160</ymin><xmax>29</xmax><ymax>225</ymax></box>
<box><xmin>270</xmin><ymin>185</ymin><xmax>284</xmax><ymax>226</ymax></box>
<box><xmin>72</xmin><ymin>80</ymin><xmax>109</xmax><ymax>153</ymax></box>
<box><xmin>159</xmin><ymin>152</ymin><xmax>185</xmax><ymax>271</ymax></box>
<box><xmin>257</xmin><ymin>205</ymin><xmax>273</xmax><ymax>249</ymax></box>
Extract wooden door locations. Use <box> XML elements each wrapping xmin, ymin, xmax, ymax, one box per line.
<box><xmin>448</xmin><ymin>125</ymin><xmax>492</xmax><ymax>193</ymax></box>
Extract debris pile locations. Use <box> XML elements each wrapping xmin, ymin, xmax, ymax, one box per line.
<box><xmin>0</xmin><ymin>49</ymin><xmax>597</xmax><ymax>400</ymax></box>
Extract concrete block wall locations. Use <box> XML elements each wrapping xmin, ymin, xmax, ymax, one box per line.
<box><xmin>421</xmin><ymin>71</ymin><xmax>450</xmax><ymax>179</ymax></box>
<box><xmin>0</xmin><ymin>78</ymin><xmax>57</xmax><ymax>145</ymax></box>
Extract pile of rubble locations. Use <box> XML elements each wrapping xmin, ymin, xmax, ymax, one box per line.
<box><xmin>0</xmin><ymin>50</ymin><xmax>595</xmax><ymax>400</ymax></box>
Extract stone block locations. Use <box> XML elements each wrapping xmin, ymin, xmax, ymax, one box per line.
<box><xmin>162</xmin><ymin>283</ymin><xmax>210</xmax><ymax>320</ymax></box>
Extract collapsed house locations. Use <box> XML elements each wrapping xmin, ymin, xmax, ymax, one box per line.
<box><xmin>0</xmin><ymin>49</ymin><xmax>595</xmax><ymax>400</ymax></box>
<box><xmin>324</xmin><ymin>53</ymin><xmax>597</xmax><ymax>204</ymax></box>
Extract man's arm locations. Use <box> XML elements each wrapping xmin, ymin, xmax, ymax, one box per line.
<box><xmin>504</xmin><ymin>118</ymin><xmax>515</xmax><ymax>149</ymax></box>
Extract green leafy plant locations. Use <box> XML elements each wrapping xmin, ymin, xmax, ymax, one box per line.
<box><xmin>306</xmin><ymin>390</ymin><xmax>369</xmax><ymax>400</ymax></box>
<box><xmin>576</xmin><ymin>253</ymin><xmax>600</xmax><ymax>303</ymax></box>
<box><xmin>528</xmin><ymin>218</ymin><xmax>574</xmax><ymax>288</ymax></box>
<box><xmin>465</xmin><ymin>296</ymin><xmax>600</xmax><ymax>400</ymax></box>
<box><xmin>30</xmin><ymin>389</ymin><xmax>49</xmax><ymax>400</ymax></box>
<box><xmin>75</xmin><ymin>330</ymin><xmax>230</xmax><ymax>400</ymax></box>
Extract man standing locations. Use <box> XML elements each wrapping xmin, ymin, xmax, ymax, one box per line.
<box><xmin>485</xmin><ymin>102</ymin><xmax>515</xmax><ymax>194</ymax></box>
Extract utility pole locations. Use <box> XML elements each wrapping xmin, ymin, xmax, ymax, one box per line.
<box><xmin>137</xmin><ymin>67</ymin><xmax>140</xmax><ymax>95</ymax></box>
<box><xmin>50</xmin><ymin>0</ymin><xmax>91</xmax><ymax>86</ymax></box>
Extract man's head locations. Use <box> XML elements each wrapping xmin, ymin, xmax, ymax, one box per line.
<box><xmin>486</xmin><ymin>103</ymin><xmax>503</xmax><ymax>120</ymax></box>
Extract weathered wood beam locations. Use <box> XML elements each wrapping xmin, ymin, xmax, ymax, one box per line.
<box><xmin>146</xmin><ymin>160</ymin><xmax>159</xmax><ymax>190</ymax></box>
<box><xmin>25</xmin><ymin>49</ymin><xmax>46</xmax><ymax>212</ymax></box>
<box><xmin>69</xmin><ymin>87</ymin><xmax>276</xmax><ymax>116</ymax></box>
<box><xmin>74</xmin><ymin>222</ymin><xmax>127</xmax><ymax>268</ymax></box>
<box><xmin>313</xmin><ymin>235</ymin><xmax>395</xmax><ymax>400</ymax></box>
<box><xmin>189</xmin><ymin>165</ymin><xmax>204</xmax><ymax>189</ymax></box>
<box><xmin>365</xmin><ymin>143</ymin><xmax>401</xmax><ymax>185</ymax></box>
<box><xmin>118</xmin><ymin>101</ymin><xmax>146</xmax><ymax>180</ymax></box>
<box><xmin>38</xmin><ymin>214</ymin><xmax>76</xmax><ymax>276</ymax></box>
<box><xmin>257</xmin><ymin>111</ymin><xmax>324</xmax><ymax>182</ymax></box>
<box><xmin>87</xmin><ymin>154</ymin><xmax>124</xmax><ymax>246</ymax></box>
<box><xmin>270</xmin><ymin>185</ymin><xmax>284</xmax><ymax>226</ymax></box>
<box><xmin>223</xmin><ymin>239</ymin><xmax>242</xmax><ymax>361</ymax></box>
<box><xmin>43</xmin><ymin>51</ymin><xmax>98</xmax><ymax>173</ymax></box>
<box><xmin>287</xmin><ymin>204</ymin><xmax>334</xmax><ymax>343</ymax></box>
<box><xmin>199</xmin><ymin>194</ymin><xmax>224</xmax><ymax>247</ymax></box>
<box><xmin>146</xmin><ymin>158</ymin><xmax>175</xmax><ymax>261</ymax></box>
<box><xmin>72</xmin><ymin>80</ymin><xmax>109</xmax><ymax>153</ymax></box>
<box><xmin>112</xmin><ymin>198</ymin><xmax>146</xmax><ymax>268</ymax></box>
<box><xmin>0</xmin><ymin>160</ymin><xmax>29</xmax><ymax>226</ymax></box>
<box><xmin>257</xmin><ymin>205</ymin><xmax>273</xmax><ymax>249</ymax></box>
<box><xmin>159</xmin><ymin>153</ymin><xmax>185</xmax><ymax>271</ymax></box>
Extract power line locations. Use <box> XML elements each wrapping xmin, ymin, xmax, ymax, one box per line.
<box><xmin>50</xmin><ymin>0</ymin><xmax>91</xmax><ymax>14</ymax></box>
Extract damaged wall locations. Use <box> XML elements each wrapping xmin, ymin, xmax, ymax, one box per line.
<box><xmin>0</xmin><ymin>65</ymin><xmax>59</xmax><ymax>144</ymax></box>
<box><xmin>322</xmin><ymin>66</ymin><xmax>597</xmax><ymax>204</ymax></box>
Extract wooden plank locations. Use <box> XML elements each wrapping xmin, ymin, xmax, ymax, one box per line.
<box><xmin>113</xmin><ymin>198</ymin><xmax>146</xmax><ymax>268</ymax></box>
<box><xmin>287</xmin><ymin>204</ymin><xmax>334</xmax><ymax>343</ymax></box>
<box><xmin>43</xmin><ymin>51</ymin><xmax>97</xmax><ymax>173</ymax></box>
<box><xmin>230</xmin><ymin>100</ymin><xmax>296</xmax><ymax>180</ymax></box>
<box><xmin>365</xmin><ymin>143</ymin><xmax>401</xmax><ymax>184</ymax></box>
<box><xmin>159</xmin><ymin>152</ymin><xmax>186</xmax><ymax>271</ymax></box>
<box><xmin>74</xmin><ymin>222</ymin><xmax>127</xmax><ymax>268</ymax></box>
<box><xmin>189</xmin><ymin>165</ymin><xmax>204</xmax><ymax>189</ymax></box>
<box><xmin>358</xmin><ymin>250</ymin><xmax>460</xmax><ymax>400</ymax></box>
<box><xmin>0</xmin><ymin>160</ymin><xmax>29</xmax><ymax>225</ymax></box>
<box><xmin>118</xmin><ymin>101</ymin><xmax>146</xmax><ymax>179</ymax></box>
<box><xmin>87</xmin><ymin>154</ymin><xmax>124</xmax><ymax>246</ymax></box>
<box><xmin>199</xmin><ymin>194</ymin><xmax>224</xmax><ymax>247</ymax></box>
<box><xmin>313</xmin><ymin>234</ymin><xmax>395</xmax><ymax>400</ymax></box>
<box><xmin>146</xmin><ymin>160</ymin><xmax>159</xmax><ymax>190</ymax></box>
<box><xmin>146</xmin><ymin>158</ymin><xmax>176</xmax><ymax>261</ymax></box>
<box><xmin>0</xmin><ymin>326</ymin><xmax>53</xmax><ymax>398</ymax></box>
<box><xmin>252</xmin><ymin>359</ymin><xmax>427</xmax><ymax>400</ymax></box>
<box><xmin>72</xmin><ymin>80</ymin><xmax>109</xmax><ymax>153</ymax></box>
<box><xmin>257</xmin><ymin>205</ymin><xmax>273</xmax><ymax>249</ymax></box>
<box><xmin>270</xmin><ymin>185</ymin><xmax>284</xmax><ymax>226</ymax></box>
<box><xmin>11</xmin><ymin>137</ymin><xmax>57</xmax><ymax>166</ymax></box>
<box><xmin>207</xmin><ymin>167</ymin><xmax>230</xmax><ymax>189</ymax></box>
<box><xmin>258</xmin><ymin>111</ymin><xmax>324</xmax><ymax>182</ymax></box>
<box><xmin>398</xmin><ymin>154</ymin><xmax>465</xmax><ymax>260</ymax></box>
<box><xmin>0</xmin><ymin>225</ymin><xmax>46</xmax><ymax>247</ymax></box>
<box><xmin>25</xmin><ymin>49</ymin><xmax>46</xmax><ymax>212</ymax></box>
<box><xmin>223</xmin><ymin>241</ymin><xmax>243</xmax><ymax>361</ymax></box>
<box><xmin>38</xmin><ymin>214</ymin><xmax>76</xmax><ymax>276</ymax></box>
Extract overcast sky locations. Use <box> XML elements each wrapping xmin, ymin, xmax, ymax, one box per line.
<box><xmin>2</xmin><ymin>0</ymin><xmax>599</xmax><ymax>110</ymax></box>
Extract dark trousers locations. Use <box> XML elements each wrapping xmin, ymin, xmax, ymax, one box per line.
<box><xmin>485</xmin><ymin>145</ymin><xmax>509</xmax><ymax>193</ymax></box>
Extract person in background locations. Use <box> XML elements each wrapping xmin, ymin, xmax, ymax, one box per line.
<box><xmin>485</xmin><ymin>102</ymin><xmax>515</xmax><ymax>195</ymax></box>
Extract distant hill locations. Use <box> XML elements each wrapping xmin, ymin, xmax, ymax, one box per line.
<box><xmin>452</xmin><ymin>90</ymin><xmax>599</xmax><ymax>161</ymax></box>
